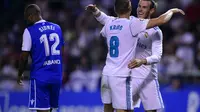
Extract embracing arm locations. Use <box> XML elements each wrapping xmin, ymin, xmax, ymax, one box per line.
<box><xmin>129</xmin><ymin>8</ymin><xmax>185</xmax><ymax>37</ymax></box>
<box><xmin>147</xmin><ymin>8</ymin><xmax>185</xmax><ymax>29</ymax></box>
<box><xmin>85</xmin><ymin>4</ymin><xmax>114</xmax><ymax>25</ymax></box>
<box><xmin>128</xmin><ymin>29</ymin><xmax>163</xmax><ymax>68</ymax></box>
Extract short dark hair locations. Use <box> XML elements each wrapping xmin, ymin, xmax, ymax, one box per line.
<box><xmin>24</xmin><ymin>4</ymin><xmax>41</xmax><ymax>17</ymax></box>
<box><xmin>114</xmin><ymin>0</ymin><xmax>132</xmax><ymax>15</ymax></box>
<box><xmin>143</xmin><ymin>0</ymin><xmax>157</xmax><ymax>9</ymax></box>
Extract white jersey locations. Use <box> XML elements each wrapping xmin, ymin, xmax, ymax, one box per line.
<box><xmin>96</xmin><ymin>12</ymin><xmax>162</xmax><ymax>79</ymax></box>
<box><xmin>100</xmin><ymin>16</ymin><xmax>149</xmax><ymax>77</ymax></box>
<box><xmin>131</xmin><ymin>27</ymin><xmax>163</xmax><ymax>79</ymax></box>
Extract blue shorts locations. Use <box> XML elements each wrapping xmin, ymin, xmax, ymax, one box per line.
<box><xmin>28</xmin><ymin>79</ymin><xmax>61</xmax><ymax>110</ymax></box>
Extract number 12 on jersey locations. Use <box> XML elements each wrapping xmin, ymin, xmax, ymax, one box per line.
<box><xmin>110</xmin><ymin>36</ymin><xmax>119</xmax><ymax>57</ymax></box>
<box><xmin>40</xmin><ymin>33</ymin><xmax>60</xmax><ymax>56</ymax></box>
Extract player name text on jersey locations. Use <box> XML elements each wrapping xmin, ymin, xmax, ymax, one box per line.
<box><xmin>110</xmin><ymin>25</ymin><xmax>123</xmax><ymax>30</ymax></box>
<box><xmin>39</xmin><ymin>25</ymin><xmax>55</xmax><ymax>32</ymax></box>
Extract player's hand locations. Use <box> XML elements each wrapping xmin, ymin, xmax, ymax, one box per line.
<box><xmin>85</xmin><ymin>4</ymin><xmax>98</xmax><ymax>13</ymax></box>
<box><xmin>128</xmin><ymin>59</ymin><xmax>147</xmax><ymax>69</ymax></box>
<box><xmin>169</xmin><ymin>8</ymin><xmax>185</xmax><ymax>15</ymax></box>
<box><xmin>17</xmin><ymin>74</ymin><xmax>24</xmax><ymax>86</ymax></box>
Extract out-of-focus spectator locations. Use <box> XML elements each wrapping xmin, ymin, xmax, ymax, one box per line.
<box><xmin>66</xmin><ymin>56</ymin><xmax>89</xmax><ymax>92</ymax></box>
<box><xmin>185</xmin><ymin>0</ymin><xmax>200</xmax><ymax>23</ymax></box>
<box><xmin>164</xmin><ymin>77</ymin><xmax>183</xmax><ymax>92</ymax></box>
<box><xmin>66</xmin><ymin>66</ymin><xmax>87</xmax><ymax>92</ymax></box>
<box><xmin>162</xmin><ymin>43</ymin><xmax>185</xmax><ymax>76</ymax></box>
<box><xmin>1</xmin><ymin>59</ymin><xmax>17</xmax><ymax>77</ymax></box>
<box><xmin>85</xmin><ymin>65</ymin><xmax>101</xmax><ymax>92</ymax></box>
<box><xmin>174</xmin><ymin>28</ymin><xmax>195</xmax><ymax>73</ymax></box>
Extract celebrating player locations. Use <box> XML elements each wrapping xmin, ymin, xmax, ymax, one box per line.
<box><xmin>86</xmin><ymin>0</ymin><xmax>184</xmax><ymax>112</ymax></box>
<box><xmin>17</xmin><ymin>4</ymin><xmax>64</xmax><ymax>112</ymax></box>
<box><xmin>128</xmin><ymin>0</ymin><xmax>164</xmax><ymax>112</ymax></box>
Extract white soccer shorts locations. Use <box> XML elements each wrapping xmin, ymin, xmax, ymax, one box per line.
<box><xmin>101</xmin><ymin>75</ymin><xmax>134</xmax><ymax>110</ymax></box>
<box><xmin>131</xmin><ymin>78</ymin><xmax>164</xmax><ymax>110</ymax></box>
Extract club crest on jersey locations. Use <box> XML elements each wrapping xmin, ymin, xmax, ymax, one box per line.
<box><xmin>144</xmin><ymin>32</ymin><xmax>148</xmax><ymax>38</ymax></box>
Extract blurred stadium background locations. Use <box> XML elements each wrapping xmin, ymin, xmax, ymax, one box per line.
<box><xmin>0</xmin><ymin>0</ymin><xmax>200</xmax><ymax>112</ymax></box>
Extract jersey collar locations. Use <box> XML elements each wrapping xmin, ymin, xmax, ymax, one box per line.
<box><xmin>35</xmin><ymin>20</ymin><xmax>46</xmax><ymax>24</ymax></box>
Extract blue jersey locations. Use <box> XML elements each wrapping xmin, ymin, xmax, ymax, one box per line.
<box><xmin>23</xmin><ymin>20</ymin><xmax>64</xmax><ymax>83</ymax></box>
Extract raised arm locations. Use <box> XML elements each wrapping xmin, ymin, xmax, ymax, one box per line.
<box><xmin>129</xmin><ymin>8</ymin><xmax>185</xmax><ymax>37</ymax></box>
<box><xmin>147</xmin><ymin>8</ymin><xmax>185</xmax><ymax>29</ymax></box>
<box><xmin>85</xmin><ymin>4</ymin><xmax>114</xmax><ymax>25</ymax></box>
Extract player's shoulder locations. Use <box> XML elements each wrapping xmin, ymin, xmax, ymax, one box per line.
<box><xmin>149</xmin><ymin>26</ymin><xmax>162</xmax><ymax>34</ymax></box>
<box><xmin>26</xmin><ymin>24</ymin><xmax>35</xmax><ymax>30</ymax></box>
<box><xmin>130</xmin><ymin>16</ymin><xmax>137</xmax><ymax>19</ymax></box>
<box><xmin>149</xmin><ymin>26</ymin><xmax>163</xmax><ymax>39</ymax></box>
<box><xmin>129</xmin><ymin>16</ymin><xmax>148</xmax><ymax>26</ymax></box>
<box><xmin>23</xmin><ymin>28</ymin><xmax>30</xmax><ymax>37</ymax></box>
<box><xmin>46</xmin><ymin>21</ymin><xmax>61</xmax><ymax>28</ymax></box>
<box><xmin>145</xmin><ymin>26</ymin><xmax>162</xmax><ymax>38</ymax></box>
<box><xmin>130</xmin><ymin>16</ymin><xmax>147</xmax><ymax>21</ymax></box>
<box><xmin>153</xmin><ymin>26</ymin><xmax>161</xmax><ymax>31</ymax></box>
<box><xmin>129</xmin><ymin>16</ymin><xmax>139</xmax><ymax>22</ymax></box>
<box><xmin>106</xmin><ymin>17</ymin><xmax>118</xmax><ymax>24</ymax></box>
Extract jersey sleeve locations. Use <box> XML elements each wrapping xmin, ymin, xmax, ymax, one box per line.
<box><xmin>100</xmin><ymin>26</ymin><xmax>106</xmax><ymax>37</ymax></box>
<box><xmin>146</xmin><ymin>29</ymin><xmax>163</xmax><ymax>65</ymax></box>
<box><xmin>95</xmin><ymin>12</ymin><xmax>115</xmax><ymax>25</ymax></box>
<box><xmin>22</xmin><ymin>28</ymin><xmax>32</xmax><ymax>51</ymax></box>
<box><xmin>130</xmin><ymin>18</ymin><xmax>149</xmax><ymax>37</ymax></box>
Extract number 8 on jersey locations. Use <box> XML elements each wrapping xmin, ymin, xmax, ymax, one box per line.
<box><xmin>110</xmin><ymin>36</ymin><xmax>119</xmax><ymax>57</ymax></box>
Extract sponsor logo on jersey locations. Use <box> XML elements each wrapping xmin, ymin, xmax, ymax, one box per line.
<box><xmin>137</xmin><ymin>42</ymin><xmax>147</xmax><ymax>49</ymax></box>
<box><xmin>43</xmin><ymin>59</ymin><xmax>61</xmax><ymax>66</ymax></box>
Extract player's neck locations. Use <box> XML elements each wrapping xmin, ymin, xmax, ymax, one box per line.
<box><xmin>118</xmin><ymin>14</ymin><xmax>130</xmax><ymax>19</ymax></box>
<box><xmin>140</xmin><ymin>15</ymin><xmax>151</xmax><ymax>19</ymax></box>
<box><xmin>34</xmin><ymin>16</ymin><xmax>43</xmax><ymax>23</ymax></box>
<box><xmin>147</xmin><ymin>14</ymin><xmax>152</xmax><ymax>19</ymax></box>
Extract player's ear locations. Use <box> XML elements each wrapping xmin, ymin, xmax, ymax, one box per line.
<box><xmin>28</xmin><ymin>15</ymin><xmax>33</xmax><ymax>22</ymax></box>
<box><xmin>150</xmin><ymin>8</ymin><xmax>155</xmax><ymax>15</ymax></box>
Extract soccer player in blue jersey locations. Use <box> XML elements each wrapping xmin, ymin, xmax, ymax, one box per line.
<box><xmin>17</xmin><ymin>4</ymin><xmax>64</xmax><ymax>112</ymax></box>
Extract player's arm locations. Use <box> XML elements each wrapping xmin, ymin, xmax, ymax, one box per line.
<box><xmin>128</xmin><ymin>29</ymin><xmax>163</xmax><ymax>68</ymax></box>
<box><xmin>85</xmin><ymin>4</ymin><xmax>114</xmax><ymax>25</ymax></box>
<box><xmin>145</xmin><ymin>30</ymin><xmax>163</xmax><ymax>65</ymax></box>
<box><xmin>18</xmin><ymin>51</ymin><xmax>29</xmax><ymax>84</ymax></box>
<box><xmin>17</xmin><ymin>29</ymin><xmax>31</xmax><ymax>85</ymax></box>
<box><xmin>130</xmin><ymin>8</ymin><xmax>184</xmax><ymax>37</ymax></box>
<box><xmin>147</xmin><ymin>8</ymin><xmax>185</xmax><ymax>29</ymax></box>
